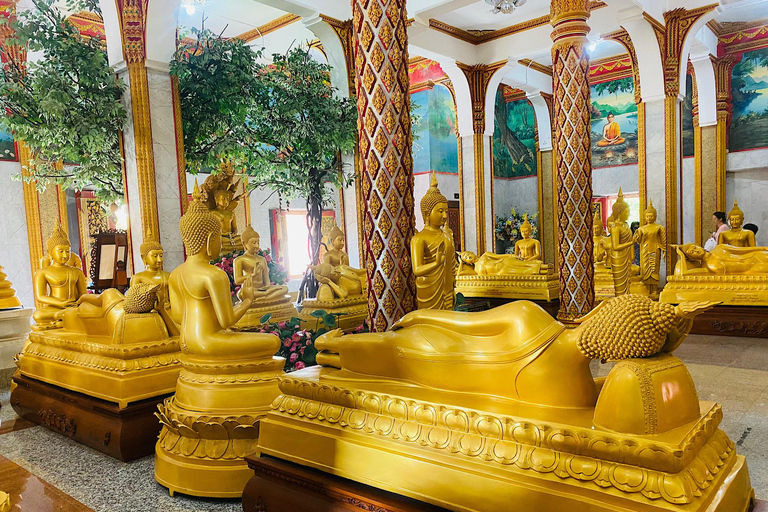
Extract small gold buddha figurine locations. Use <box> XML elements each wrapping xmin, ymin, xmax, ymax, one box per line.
<box><xmin>200</xmin><ymin>163</ymin><xmax>245</xmax><ymax>255</ymax></box>
<box><xmin>633</xmin><ymin>200</ymin><xmax>666</xmax><ymax>297</ymax></box>
<box><xmin>513</xmin><ymin>215</ymin><xmax>542</xmax><ymax>261</ymax></box>
<box><xmin>718</xmin><ymin>199</ymin><xmax>756</xmax><ymax>247</ymax></box>
<box><xmin>155</xmin><ymin>181</ymin><xmax>284</xmax><ymax>497</ymax></box>
<box><xmin>233</xmin><ymin>226</ymin><xmax>297</xmax><ymax>327</ymax></box>
<box><xmin>458</xmin><ymin>251</ymin><xmax>551</xmax><ymax>276</ymax></box>
<box><xmin>0</xmin><ymin>265</ymin><xmax>21</xmax><ymax>309</ymax></box>
<box><xmin>608</xmin><ymin>188</ymin><xmax>638</xmax><ymax>296</ymax></box>
<box><xmin>132</xmin><ymin>233</ymin><xmax>178</xmax><ymax>336</ymax></box>
<box><xmin>256</xmin><ymin>296</ymin><xmax>753</xmax><ymax>512</ymax></box>
<box><xmin>412</xmin><ymin>172</ymin><xmax>455</xmax><ymax>310</ymax></box>
<box><xmin>32</xmin><ymin>223</ymin><xmax>88</xmax><ymax>330</ymax></box>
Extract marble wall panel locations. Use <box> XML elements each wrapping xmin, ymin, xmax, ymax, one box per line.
<box><xmin>492</xmin><ymin>176</ymin><xmax>538</xmax><ymax>225</ymax></box>
<box><xmin>727</xmin><ymin>168</ymin><xmax>768</xmax><ymax>247</ymax></box>
<box><xmin>682</xmin><ymin>157</ymin><xmax>696</xmax><ymax>245</ymax></box>
<box><xmin>592</xmin><ymin>164</ymin><xmax>639</xmax><ymax>197</ymax></box>
<box><xmin>0</xmin><ymin>161</ymin><xmax>33</xmax><ymax>307</ymax></box>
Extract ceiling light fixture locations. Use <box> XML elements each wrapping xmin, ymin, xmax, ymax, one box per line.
<box><xmin>181</xmin><ymin>0</ymin><xmax>209</xmax><ymax>16</ymax></box>
<box><xmin>485</xmin><ymin>0</ymin><xmax>526</xmax><ymax>15</ymax></box>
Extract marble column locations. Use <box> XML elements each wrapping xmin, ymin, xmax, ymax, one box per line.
<box><xmin>115</xmin><ymin>0</ymin><xmax>185</xmax><ymax>273</ymax></box>
<box><xmin>550</xmin><ymin>0</ymin><xmax>593</xmax><ymax>321</ymax></box>
<box><xmin>352</xmin><ymin>0</ymin><xmax>416</xmax><ymax>332</ymax></box>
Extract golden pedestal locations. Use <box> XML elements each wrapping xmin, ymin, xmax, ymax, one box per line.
<box><xmin>14</xmin><ymin>313</ymin><xmax>180</xmax><ymax>408</ymax></box>
<box><xmin>256</xmin><ymin>364</ymin><xmax>753</xmax><ymax>512</ymax></box>
<box><xmin>455</xmin><ymin>273</ymin><xmax>559</xmax><ymax>301</ymax></box>
<box><xmin>299</xmin><ymin>296</ymin><xmax>368</xmax><ymax>331</ymax></box>
<box><xmin>594</xmin><ymin>271</ymin><xmax>649</xmax><ymax>301</ymax></box>
<box><xmin>154</xmin><ymin>356</ymin><xmax>284</xmax><ymax>498</ymax></box>
<box><xmin>235</xmin><ymin>296</ymin><xmax>298</xmax><ymax>328</ymax></box>
<box><xmin>660</xmin><ymin>275</ymin><xmax>768</xmax><ymax>306</ymax></box>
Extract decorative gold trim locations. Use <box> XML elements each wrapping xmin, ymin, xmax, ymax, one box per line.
<box><xmin>694</xmin><ymin>121</ymin><xmax>702</xmax><ymax>246</ymax></box>
<box><xmin>535</xmin><ymin>147</ymin><xmax>544</xmax><ymax>261</ymax></box>
<box><xmin>711</xmin><ymin>56</ymin><xmax>737</xmax><ymax>211</ymax></box>
<box><xmin>604</xmin><ymin>29</ymin><xmax>641</xmax><ymax>104</ymax></box>
<box><xmin>235</xmin><ymin>14</ymin><xmax>301</xmax><ymax>42</ymax></box>
<box><xmin>170</xmin><ymin>74</ymin><xmax>188</xmax><ymax>216</ymax></box>
<box><xmin>474</xmin><ymin>132</ymin><xmax>486</xmax><ymax>254</ymax></box>
<box><xmin>710</xmin><ymin>19</ymin><xmax>768</xmax><ymax>38</ymax></box>
<box><xmin>637</xmin><ymin>102</ymin><xmax>646</xmax><ymax>214</ymax></box>
<box><xmin>517</xmin><ymin>58</ymin><xmax>552</xmax><ymax>76</ymax></box>
<box><xmin>428</xmin><ymin>1</ymin><xmax>605</xmax><ymax>45</ymax></box>
<box><xmin>664</xmin><ymin>96</ymin><xmax>678</xmax><ymax>275</ymax></box>
<box><xmin>19</xmin><ymin>142</ymin><xmax>43</xmax><ymax>280</ymax></box>
<box><xmin>457</xmin><ymin>136</ymin><xmax>465</xmax><ymax>251</ymax></box>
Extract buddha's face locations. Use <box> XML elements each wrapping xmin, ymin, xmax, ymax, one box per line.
<box><xmin>684</xmin><ymin>245</ymin><xmax>706</xmax><ymax>260</ymax></box>
<box><xmin>607</xmin><ymin>114</ymin><xmax>615</xmax><ymax>123</ymax></box>
<box><xmin>729</xmin><ymin>213</ymin><xmax>743</xmax><ymax>229</ymax></box>
<box><xmin>428</xmin><ymin>202</ymin><xmax>449</xmax><ymax>229</ymax></box>
<box><xmin>645</xmin><ymin>211</ymin><xmax>656</xmax><ymax>225</ymax></box>
<box><xmin>52</xmin><ymin>244</ymin><xmax>71</xmax><ymax>265</ymax></box>
<box><xmin>520</xmin><ymin>224</ymin><xmax>532</xmax><ymax>239</ymax></box>
<box><xmin>245</xmin><ymin>236</ymin><xmax>260</xmax><ymax>253</ymax></box>
<box><xmin>214</xmin><ymin>190</ymin><xmax>231</xmax><ymax>210</ymax></box>
<box><xmin>332</xmin><ymin>235</ymin><xmax>345</xmax><ymax>251</ymax></box>
<box><xmin>145</xmin><ymin>249</ymin><xmax>164</xmax><ymax>270</ymax></box>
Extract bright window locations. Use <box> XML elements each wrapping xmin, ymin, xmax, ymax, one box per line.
<box><xmin>283</xmin><ymin>212</ymin><xmax>311</xmax><ymax>278</ymax></box>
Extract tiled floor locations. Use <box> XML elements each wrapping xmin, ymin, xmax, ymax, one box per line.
<box><xmin>1</xmin><ymin>333</ymin><xmax>767</xmax><ymax>511</ymax></box>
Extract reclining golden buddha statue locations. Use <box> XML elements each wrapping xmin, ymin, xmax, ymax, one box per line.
<box><xmin>455</xmin><ymin>216</ymin><xmax>558</xmax><ymax>301</ymax></box>
<box><xmin>232</xmin><ymin>226</ymin><xmax>297</xmax><ymax>327</ymax></box>
<box><xmin>299</xmin><ymin>224</ymin><xmax>368</xmax><ymax>330</ymax></box>
<box><xmin>154</xmin><ymin>182</ymin><xmax>284</xmax><ymax>498</ymax></box>
<box><xmin>255</xmin><ymin>294</ymin><xmax>753</xmax><ymax>512</ymax></box>
<box><xmin>660</xmin><ymin>242</ymin><xmax>768</xmax><ymax>306</ymax></box>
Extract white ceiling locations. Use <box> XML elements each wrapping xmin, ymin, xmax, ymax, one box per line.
<box><xmin>178</xmin><ymin>0</ymin><xmax>288</xmax><ymax>39</ymax></box>
<box><xmin>714</xmin><ymin>0</ymin><xmax>768</xmax><ymax>23</ymax></box>
<box><xmin>429</xmin><ymin>0</ymin><xmax>550</xmax><ymax>31</ymax></box>
<box><xmin>587</xmin><ymin>39</ymin><xmax>628</xmax><ymax>61</ymax></box>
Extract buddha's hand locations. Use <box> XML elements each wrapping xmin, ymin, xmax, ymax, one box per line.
<box><xmin>315</xmin><ymin>329</ymin><xmax>344</xmax><ymax>369</ymax></box>
<box><xmin>239</xmin><ymin>272</ymin><xmax>255</xmax><ymax>301</ymax></box>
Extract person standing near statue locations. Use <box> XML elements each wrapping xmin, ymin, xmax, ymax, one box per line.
<box><xmin>633</xmin><ymin>200</ymin><xmax>666</xmax><ymax>297</ymax></box>
<box><xmin>705</xmin><ymin>211</ymin><xmax>728</xmax><ymax>251</ymax></box>
<box><xmin>412</xmin><ymin>173</ymin><xmax>455</xmax><ymax>310</ymax></box>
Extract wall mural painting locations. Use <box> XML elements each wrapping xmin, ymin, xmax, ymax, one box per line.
<box><xmin>0</xmin><ymin>129</ymin><xmax>15</xmax><ymax>161</ymax></box>
<box><xmin>492</xmin><ymin>86</ymin><xmax>537</xmax><ymax>179</ymax></box>
<box><xmin>410</xmin><ymin>83</ymin><xmax>459</xmax><ymax>174</ymax></box>
<box><xmin>730</xmin><ymin>47</ymin><xmax>768</xmax><ymax>152</ymax></box>
<box><xmin>682</xmin><ymin>73</ymin><xmax>694</xmax><ymax>158</ymax></box>
<box><xmin>589</xmin><ymin>76</ymin><xmax>638</xmax><ymax>168</ymax></box>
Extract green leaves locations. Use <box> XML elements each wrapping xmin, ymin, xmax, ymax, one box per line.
<box><xmin>0</xmin><ymin>0</ymin><xmax>125</xmax><ymax>200</ymax></box>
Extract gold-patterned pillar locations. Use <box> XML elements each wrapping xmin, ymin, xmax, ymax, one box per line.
<box><xmin>550</xmin><ymin>0</ymin><xmax>593</xmax><ymax>321</ymax></box>
<box><xmin>353</xmin><ymin>0</ymin><xmax>416</xmax><ymax>332</ymax></box>
<box><xmin>712</xmin><ymin>55</ymin><xmax>737</xmax><ymax>212</ymax></box>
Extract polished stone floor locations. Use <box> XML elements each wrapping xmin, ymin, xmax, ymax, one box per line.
<box><xmin>0</xmin><ymin>333</ymin><xmax>767</xmax><ymax>511</ymax></box>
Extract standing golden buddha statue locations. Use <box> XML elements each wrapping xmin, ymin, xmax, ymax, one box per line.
<box><xmin>633</xmin><ymin>200</ymin><xmax>666</xmax><ymax>297</ymax></box>
<box><xmin>608</xmin><ymin>189</ymin><xmax>639</xmax><ymax>296</ymax></box>
<box><xmin>154</xmin><ymin>181</ymin><xmax>284</xmax><ymax>498</ymax></box>
<box><xmin>32</xmin><ymin>224</ymin><xmax>88</xmax><ymax>330</ymax></box>
<box><xmin>412</xmin><ymin>173</ymin><xmax>455</xmax><ymax>310</ymax></box>
<box><xmin>514</xmin><ymin>215</ymin><xmax>541</xmax><ymax>261</ymax></box>
<box><xmin>132</xmin><ymin>233</ymin><xmax>178</xmax><ymax>336</ymax></box>
<box><xmin>232</xmin><ymin>226</ymin><xmax>297</xmax><ymax>327</ymax></box>
<box><xmin>718</xmin><ymin>200</ymin><xmax>756</xmax><ymax>247</ymax></box>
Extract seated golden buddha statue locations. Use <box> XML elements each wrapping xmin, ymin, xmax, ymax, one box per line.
<box><xmin>200</xmin><ymin>164</ymin><xmax>245</xmax><ymax>255</ymax></box>
<box><xmin>300</xmin><ymin>224</ymin><xmax>368</xmax><ymax>330</ymax></box>
<box><xmin>255</xmin><ymin>295</ymin><xmax>753</xmax><ymax>512</ymax></box>
<box><xmin>154</xmin><ymin>182</ymin><xmax>284</xmax><ymax>498</ymax></box>
<box><xmin>31</xmin><ymin>224</ymin><xmax>88</xmax><ymax>330</ymax></box>
<box><xmin>718</xmin><ymin>199</ymin><xmax>756</xmax><ymax>247</ymax></box>
<box><xmin>233</xmin><ymin>226</ymin><xmax>297</xmax><ymax>327</ymax></box>
<box><xmin>132</xmin><ymin>233</ymin><xmax>178</xmax><ymax>336</ymax></box>
<box><xmin>660</xmin><ymin>243</ymin><xmax>768</xmax><ymax>306</ymax></box>
<box><xmin>455</xmin><ymin>217</ymin><xmax>557</xmax><ymax>301</ymax></box>
<box><xmin>594</xmin><ymin>190</ymin><xmax>647</xmax><ymax>301</ymax></box>
<box><xmin>412</xmin><ymin>173</ymin><xmax>455</xmax><ymax>310</ymax></box>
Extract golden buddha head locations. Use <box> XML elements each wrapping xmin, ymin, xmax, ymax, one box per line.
<box><xmin>213</xmin><ymin>189</ymin><xmax>232</xmax><ymax>211</ymax></box>
<box><xmin>610</xmin><ymin>188</ymin><xmax>630</xmax><ymax>223</ymax></box>
<box><xmin>520</xmin><ymin>214</ymin><xmax>533</xmax><ymax>239</ymax></box>
<box><xmin>421</xmin><ymin>172</ymin><xmax>448</xmax><ymax>228</ymax></box>
<box><xmin>46</xmin><ymin>222</ymin><xmax>71</xmax><ymax>265</ymax></box>
<box><xmin>328</xmin><ymin>224</ymin><xmax>345</xmax><ymax>251</ymax></box>
<box><xmin>140</xmin><ymin>229</ymin><xmax>164</xmax><ymax>271</ymax></box>
<box><xmin>180</xmin><ymin>181</ymin><xmax>222</xmax><ymax>257</ymax></box>
<box><xmin>679</xmin><ymin>243</ymin><xmax>707</xmax><ymax>261</ymax></box>
<box><xmin>592</xmin><ymin>210</ymin><xmax>605</xmax><ymax>237</ymax></box>
<box><xmin>242</xmin><ymin>226</ymin><xmax>260</xmax><ymax>253</ymax></box>
<box><xmin>644</xmin><ymin>200</ymin><xmax>657</xmax><ymax>225</ymax></box>
<box><xmin>728</xmin><ymin>199</ymin><xmax>744</xmax><ymax>229</ymax></box>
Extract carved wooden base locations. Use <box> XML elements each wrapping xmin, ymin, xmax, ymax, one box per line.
<box><xmin>689</xmin><ymin>305</ymin><xmax>768</xmax><ymax>338</ymax></box>
<box><xmin>10</xmin><ymin>373</ymin><xmax>168</xmax><ymax>461</ymax></box>
<box><xmin>242</xmin><ymin>454</ymin><xmax>450</xmax><ymax>512</ymax></box>
<box><xmin>464</xmin><ymin>296</ymin><xmax>560</xmax><ymax>318</ymax></box>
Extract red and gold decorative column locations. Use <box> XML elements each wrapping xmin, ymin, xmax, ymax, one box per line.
<box><xmin>550</xmin><ymin>0</ymin><xmax>593</xmax><ymax>321</ymax></box>
<box><xmin>352</xmin><ymin>0</ymin><xmax>416</xmax><ymax>332</ymax></box>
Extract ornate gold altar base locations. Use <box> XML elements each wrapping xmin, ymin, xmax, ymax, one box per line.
<box><xmin>154</xmin><ymin>356</ymin><xmax>284</xmax><ymax>498</ymax></box>
<box><xmin>235</xmin><ymin>296</ymin><xmax>298</xmax><ymax>328</ymax></box>
<box><xmin>255</xmin><ymin>366</ymin><xmax>753</xmax><ymax>512</ymax></box>
<box><xmin>594</xmin><ymin>274</ymin><xmax>649</xmax><ymax>301</ymax></box>
<box><xmin>455</xmin><ymin>274</ymin><xmax>559</xmax><ymax>302</ymax></box>
<box><xmin>14</xmin><ymin>327</ymin><xmax>181</xmax><ymax>408</ymax></box>
<box><xmin>299</xmin><ymin>297</ymin><xmax>368</xmax><ymax>331</ymax></box>
<box><xmin>660</xmin><ymin>275</ymin><xmax>768</xmax><ymax>306</ymax></box>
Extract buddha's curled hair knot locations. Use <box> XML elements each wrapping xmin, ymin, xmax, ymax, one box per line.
<box><xmin>577</xmin><ymin>295</ymin><xmax>679</xmax><ymax>360</ymax></box>
<box><xmin>124</xmin><ymin>282</ymin><xmax>159</xmax><ymax>314</ymax></box>
<box><xmin>180</xmin><ymin>180</ymin><xmax>221</xmax><ymax>255</ymax></box>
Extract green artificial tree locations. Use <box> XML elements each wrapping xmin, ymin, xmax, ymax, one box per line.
<box><xmin>0</xmin><ymin>0</ymin><xmax>126</xmax><ymax>201</ymax></box>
